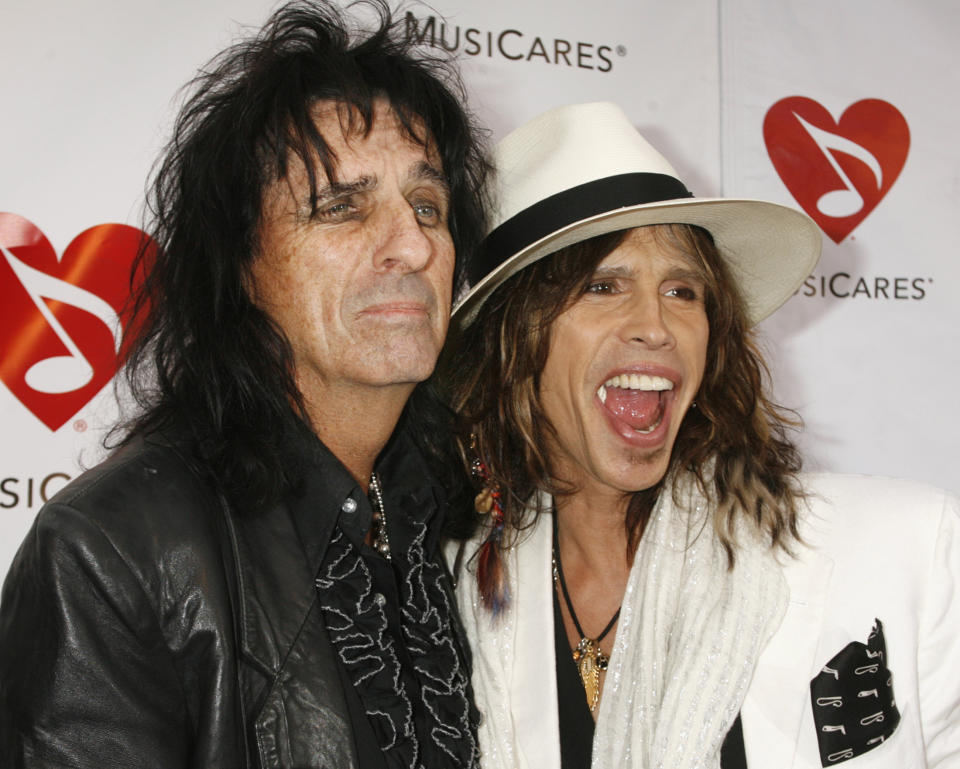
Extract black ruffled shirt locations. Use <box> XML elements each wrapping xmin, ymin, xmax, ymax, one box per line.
<box><xmin>286</xmin><ymin>424</ymin><xmax>479</xmax><ymax>769</ymax></box>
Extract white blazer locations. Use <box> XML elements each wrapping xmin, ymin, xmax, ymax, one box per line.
<box><xmin>743</xmin><ymin>474</ymin><xmax>960</xmax><ymax>768</ymax></box>
<box><xmin>453</xmin><ymin>474</ymin><xmax>960</xmax><ymax>769</ymax></box>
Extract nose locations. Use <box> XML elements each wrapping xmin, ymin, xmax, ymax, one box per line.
<box><xmin>618</xmin><ymin>292</ymin><xmax>676</xmax><ymax>350</ymax></box>
<box><xmin>372</xmin><ymin>202</ymin><xmax>433</xmax><ymax>273</ymax></box>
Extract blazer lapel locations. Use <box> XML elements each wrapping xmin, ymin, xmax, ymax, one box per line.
<box><xmin>231</xmin><ymin>491</ymin><xmax>357</xmax><ymax>767</ymax></box>
<box><xmin>232</xmin><ymin>499</ymin><xmax>327</xmax><ymax>675</ymax></box>
<box><xmin>511</xmin><ymin>511</ymin><xmax>563</xmax><ymax>769</ymax></box>
<box><xmin>741</xmin><ymin>509</ymin><xmax>836</xmax><ymax>769</ymax></box>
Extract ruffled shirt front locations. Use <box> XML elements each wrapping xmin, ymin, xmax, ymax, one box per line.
<box><xmin>289</xmin><ymin>426</ymin><xmax>480</xmax><ymax>769</ymax></box>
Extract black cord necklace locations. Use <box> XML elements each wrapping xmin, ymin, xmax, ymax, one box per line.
<box><xmin>552</xmin><ymin>512</ymin><xmax>621</xmax><ymax>712</ymax></box>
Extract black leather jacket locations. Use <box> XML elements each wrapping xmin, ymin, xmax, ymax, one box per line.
<box><xmin>0</xmin><ymin>430</ymin><xmax>460</xmax><ymax>768</ymax></box>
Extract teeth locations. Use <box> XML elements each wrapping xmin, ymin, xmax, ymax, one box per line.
<box><xmin>634</xmin><ymin>413</ymin><xmax>663</xmax><ymax>434</ymax></box>
<box><xmin>597</xmin><ymin>385</ymin><xmax>607</xmax><ymax>403</ymax></box>
<box><xmin>601</xmin><ymin>374</ymin><xmax>674</xmax><ymax>391</ymax></box>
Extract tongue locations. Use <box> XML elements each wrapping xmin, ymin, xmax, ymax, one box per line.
<box><xmin>604</xmin><ymin>388</ymin><xmax>663</xmax><ymax>431</ymax></box>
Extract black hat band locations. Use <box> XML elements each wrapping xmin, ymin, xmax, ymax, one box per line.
<box><xmin>470</xmin><ymin>172</ymin><xmax>693</xmax><ymax>287</ymax></box>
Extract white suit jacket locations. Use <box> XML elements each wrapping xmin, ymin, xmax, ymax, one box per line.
<box><xmin>453</xmin><ymin>474</ymin><xmax>960</xmax><ymax>769</ymax></box>
<box><xmin>743</xmin><ymin>474</ymin><xmax>960</xmax><ymax>768</ymax></box>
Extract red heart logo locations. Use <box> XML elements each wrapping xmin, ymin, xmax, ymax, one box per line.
<box><xmin>0</xmin><ymin>213</ymin><xmax>154</xmax><ymax>431</ymax></box>
<box><xmin>763</xmin><ymin>97</ymin><xmax>910</xmax><ymax>243</ymax></box>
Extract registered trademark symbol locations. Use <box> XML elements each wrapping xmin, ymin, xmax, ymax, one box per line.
<box><xmin>73</xmin><ymin>419</ymin><xmax>87</xmax><ymax>433</ymax></box>
<box><xmin>616</xmin><ymin>45</ymin><xmax>627</xmax><ymax>57</ymax></box>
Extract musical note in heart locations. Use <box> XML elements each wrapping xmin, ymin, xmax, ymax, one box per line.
<box><xmin>3</xmin><ymin>247</ymin><xmax>121</xmax><ymax>394</ymax></box>
<box><xmin>763</xmin><ymin>98</ymin><xmax>910</xmax><ymax>243</ymax></box>
<box><xmin>0</xmin><ymin>213</ymin><xmax>153</xmax><ymax>431</ymax></box>
<box><xmin>792</xmin><ymin>113</ymin><xmax>883</xmax><ymax>219</ymax></box>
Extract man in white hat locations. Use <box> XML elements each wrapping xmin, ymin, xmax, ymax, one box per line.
<box><xmin>444</xmin><ymin>101</ymin><xmax>960</xmax><ymax>769</ymax></box>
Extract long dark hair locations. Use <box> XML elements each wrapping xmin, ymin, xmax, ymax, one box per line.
<box><xmin>116</xmin><ymin>0</ymin><xmax>490</xmax><ymax>514</ymax></box>
<box><xmin>444</xmin><ymin>225</ymin><xmax>804</xmax><ymax>608</ymax></box>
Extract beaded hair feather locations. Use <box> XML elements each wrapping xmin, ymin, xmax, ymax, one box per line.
<box><xmin>470</xmin><ymin>451</ymin><xmax>510</xmax><ymax>615</ymax></box>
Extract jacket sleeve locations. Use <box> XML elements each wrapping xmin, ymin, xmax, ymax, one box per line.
<box><xmin>917</xmin><ymin>489</ymin><xmax>960</xmax><ymax>767</ymax></box>
<box><xmin>0</xmin><ymin>502</ymin><xmax>191</xmax><ymax>768</ymax></box>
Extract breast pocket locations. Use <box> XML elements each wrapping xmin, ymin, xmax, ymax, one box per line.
<box><xmin>827</xmin><ymin>703</ymin><xmax>923</xmax><ymax>769</ymax></box>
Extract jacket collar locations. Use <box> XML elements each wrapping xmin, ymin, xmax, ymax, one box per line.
<box><xmin>230</xmin><ymin>419</ymin><xmax>444</xmax><ymax>674</ymax></box>
<box><xmin>282</xmin><ymin>423</ymin><xmax>359</xmax><ymax>574</ymax></box>
<box><xmin>741</xmin><ymin>498</ymin><xmax>836</xmax><ymax>769</ymax></box>
<box><xmin>283</xmin><ymin>421</ymin><xmax>446</xmax><ymax>569</ymax></box>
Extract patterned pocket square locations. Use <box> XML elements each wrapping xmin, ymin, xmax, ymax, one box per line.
<box><xmin>809</xmin><ymin>619</ymin><xmax>900</xmax><ymax>766</ymax></box>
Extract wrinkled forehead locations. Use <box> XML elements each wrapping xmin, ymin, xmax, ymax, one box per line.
<box><xmin>554</xmin><ymin>224</ymin><xmax>712</xmax><ymax>287</ymax></box>
<box><xmin>258</xmin><ymin>96</ymin><xmax>446</xmax><ymax>216</ymax></box>
<box><xmin>622</xmin><ymin>224</ymin><xmax>712</xmax><ymax>271</ymax></box>
<box><xmin>302</xmin><ymin>97</ymin><xmax>441</xmax><ymax>178</ymax></box>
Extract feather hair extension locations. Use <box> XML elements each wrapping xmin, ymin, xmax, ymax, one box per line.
<box><xmin>471</xmin><ymin>449</ymin><xmax>510</xmax><ymax>615</ymax></box>
<box><xmin>475</xmin><ymin>488</ymin><xmax>509</xmax><ymax>615</ymax></box>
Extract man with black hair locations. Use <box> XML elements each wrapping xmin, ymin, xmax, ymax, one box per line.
<box><xmin>0</xmin><ymin>2</ymin><xmax>488</xmax><ymax>767</ymax></box>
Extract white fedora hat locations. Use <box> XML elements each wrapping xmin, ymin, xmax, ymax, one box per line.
<box><xmin>454</xmin><ymin>101</ymin><xmax>821</xmax><ymax>327</ymax></box>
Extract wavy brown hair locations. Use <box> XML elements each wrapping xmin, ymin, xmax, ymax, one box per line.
<box><xmin>443</xmin><ymin>223</ymin><xmax>804</xmax><ymax>602</ymax></box>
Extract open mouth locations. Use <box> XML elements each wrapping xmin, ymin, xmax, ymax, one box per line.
<box><xmin>597</xmin><ymin>374</ymin><xmax>673</xmax><ymax>435</ymax></box>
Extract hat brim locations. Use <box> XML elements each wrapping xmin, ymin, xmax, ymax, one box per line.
<box><xmin>452</xmin><ymin>196</ymin><xmax>822</xmax><ymax>329</ymax></box>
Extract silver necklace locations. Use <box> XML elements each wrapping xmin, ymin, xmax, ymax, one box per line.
<box><xmin>369</xmin><ymin>472</ymin><xmax>391</xmax><ymax>560</ymax></box>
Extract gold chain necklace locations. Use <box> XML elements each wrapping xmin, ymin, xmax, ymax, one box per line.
<box><xmin>552</xmin><ymin>515</ymin><xmax>620</xmax><ymax>712</ymax></box>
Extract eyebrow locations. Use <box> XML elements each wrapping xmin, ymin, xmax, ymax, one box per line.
<box><xmin>408</xmin><ymin>161</ymin><xmax>451</xmax><ymax>198</ymax></box>
<box><xmin>313</xmin><ymin>175</ymin><xmax>377</xmax><ymax>202</ymax></box>
<box><xmin>592</xmin><ymin>265</ymin><xmax>632</xmax><ymax>279</ymax></box>
<box><xmin>663</xmin><ymin>265</ymin><xmax>706</xmax><ymax>283</ymax></box>
<box><xmin>590</xmin><ymin>263</ymin><xmax>706</xmax><ymax>283</ymax></box>
<box><xmin>312</xmin><ymin>161</ymin><xmax>449</xmax><ymax>203</ymax></box>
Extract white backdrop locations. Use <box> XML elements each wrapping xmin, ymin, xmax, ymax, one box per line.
<box><xmin>2</xmin><ymin>0</ymin><xmax>958</xmax><ymax>580</ymax></box>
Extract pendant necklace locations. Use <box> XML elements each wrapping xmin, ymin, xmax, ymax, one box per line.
<box><xmin>369</xmin><ymin>472</ymin><xmax>391</xmax><ymax>561</ymax></box>
<box><xmin>552</xmin><ymin>513</ymin><xmax>620</xmax><ymax>712</ymax></box>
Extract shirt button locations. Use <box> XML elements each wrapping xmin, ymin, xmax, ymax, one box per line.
<box><xmin>373</xmin><ymin>593</ymin><xmax>386</xmax><ymax>607</ymax></box>
<box><xmin>341</xmin><ymin>497</ymin><xmax>357</xmax><ymax>514</ymax></box>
